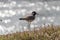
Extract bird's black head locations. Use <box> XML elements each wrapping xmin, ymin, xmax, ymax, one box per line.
<box><xmin>32</xmin><ymin>11</ymin><xmax>37</xmax><ymax>16</ymax></box>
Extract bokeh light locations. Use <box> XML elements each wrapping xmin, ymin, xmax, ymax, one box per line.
<box><xmin>42</xmin><ymin>17</ymin><xmax>46</xmax><ymax>20</ymax></box>
<box><xmin>50</xmin><ymin>19</ymin><xmax>54</xmax><ymax>22</ymax></box>
<box><xmin>56</xmin><ymin>6</ymin><xmax>60</xmax><ymax>11</ymax></box>
<box><xmin>4</xmin><ymin>10</ymin><xmax>9</xmax><ymax>13</ymax></box>
<box><xmin>46</xmin><ymin>7</ymin><xmax>51</xmax><ymax>11</ymax></box>
<box><xmin>0</xmin><ymin>1</ymin><xmax>59</xmax><ymax>34</ymax></box>
<box><xmin>3</xmin><ymin>19</ymin><xmax>11</xmax><ymax>23</ymax></box>
<box><xmin>52</xmin><ymin>6</ymin><xmax>56</xmax><ymax>10</ymax></box>
<box><xmin>29</xmin><ymin>3</ymin><xmax>35</xmax><ymax>7</ymax></box>
<box><xmin>17</xmin><ymin>4</ymin><xmax>22</xmax><ymax>7</ymax></box>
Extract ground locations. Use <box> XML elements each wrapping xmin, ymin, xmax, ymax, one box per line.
<box><xmin>0</xmin><ymin>24</ymin><xmax>60</xmax><ymax>40</ymax></box>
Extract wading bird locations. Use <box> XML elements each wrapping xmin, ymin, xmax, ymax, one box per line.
<box><xmin>19</xmin><ymin>11</ymin><xmax>38</xmax><ymax>31</ymax></box>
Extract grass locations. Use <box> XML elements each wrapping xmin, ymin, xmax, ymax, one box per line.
<box><xmin>0</xmin><ymin>24</ymin><xmax>60</xmax><ymax>40</ymax></box>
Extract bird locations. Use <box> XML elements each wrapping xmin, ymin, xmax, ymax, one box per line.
<box><xmin>19</xmin><ymin>11</ymin><xmax>38</xmax><ymax>31</ymax></box>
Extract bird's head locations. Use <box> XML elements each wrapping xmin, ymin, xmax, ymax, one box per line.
<box><xmin>32</xmin><ymin>11</ymin><xmax>38</xmax><ymax>16</ymax></box>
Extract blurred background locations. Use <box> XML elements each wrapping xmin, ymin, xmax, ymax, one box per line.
<box><xmin>0</xmin><ymin>0</ymin><xmax>60</xmax><ymax>35</ymax></box>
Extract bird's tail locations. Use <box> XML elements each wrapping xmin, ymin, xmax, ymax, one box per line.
<box><xmin>19</xmin><ymin>18</ymin><xmax>26</xmax><ymax>20</ymax></box>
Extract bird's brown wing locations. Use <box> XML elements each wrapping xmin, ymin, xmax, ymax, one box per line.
<box><xmin>26</xmin><ymin>16</ymin><xmax>35</xmax><ymax>22</ymax></box>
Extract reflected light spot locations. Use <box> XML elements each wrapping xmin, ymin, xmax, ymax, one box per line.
<box><xmin>9</xmin><ymin>10</ymin><xmax>16</xmax><ymax>15</ymax></box>
<box><xmin>11</xmin><ymin>1</ymin><xmax>16</xmax><ymax>5</ymax></box>
<box><xmin>11</xmin><ymin>12</ymin><xmax>16</xmax><ymax>15</ymax></box>
<box><xmin>24</xmin><ymin>27</ymin><xmax>27</xmax><ymax>29</ymax></box>
<box><xmin>50</xmin><ymin>19</ymin><xmax>54</xmax><ymax>22</ymax></box>
<box><xmin>18</xmin><ymin>4</ymin><xmax>22</xmax><ymax>7</ymax></box>
<box><xmin>42</xmin><ymin>17</ymin><xmax>46</xmax><ymax>20</ymax></box>
<box><xmin>9</xmin><ymin>10</ymin><xmax>13</xmax><ymax>13</ymax></box>
<box><xmin>44</xmin><ymin>4</ymin><xmax>48</xmax><ymax>7</ymax></box>
<box><xmin>4</xmin><ymin>10</ymin><xmax>9</xmax><ymax>13</ymax></box>
<box><xmin>29</xmin><ymin>3</ymin><xmax>35</xmax><ymax>6</ymax></box>
<box><xmin>46</xmin><ymin>7</ymin><xmax>51</xmax><ymax>11</ymax></box>
<box><xmin>21</xmin><ymin>9</ymin><xmax>26</xmax><ymax>16</ymax></box>
<box><xmin>21</xmin><ymin>9</ymin><xmax>26</xmax><ymax>13</ymax></box>
<box><xmin>31</xmin><ymin>25</ymin><xmax>34</xmax><ymax>28</ymax></box>
<box><xmin>52</xmin><ymin>6</ymin><xmax>56</xmax><ymax>10</ymax></box>
<box><xmin>24</xmin><ymin>27</ymin><xmax>27</xmax><ymax>31</ymax></box>
<box><xmin>10</xmin><ymin>1</ymin><xmax>16</xmax><ymax>7</ymax></box>
<box><xmin>0</xmin><ymin>25</ymin><xmax>4</xmax><ymax>32</ymax></box>
<box><xmin>48</xmin><ymin>17</ymin><xmax>55</xmax><ymax>22</ymax></box>
<box><xmin>56</xmin><ymin>6</ymin><xmax>60</xmax><ymax>11</ymax></box>
<box><xmin>4</xmin><ymin>19</ymin><xmax>11</xmax><ymax>23</ymax></box>
<box><xmin>1</xmin><ymin>14</ymin><xmax>5</xmax><ymax>17</ymax></box>
<box><xmin>3</xmin><ymin>4</ymin><xmax>7</xmax><ymax>7</ymax></box>
<box><xmin>4</xmin><ymin>20</ymin><xmax>8</xmax><ymax>23</ymax></box>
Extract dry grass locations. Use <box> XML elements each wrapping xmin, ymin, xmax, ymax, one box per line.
<box><xmin>0</xmin><ymin>24</ymin><xmax>60</xmax><ymax>40</ymax></box>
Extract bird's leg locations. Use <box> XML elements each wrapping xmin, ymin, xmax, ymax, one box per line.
<box><xmin>28</xmin><ymin>22</ymin><xmax>31</xmax><ymax>31</ymax></box>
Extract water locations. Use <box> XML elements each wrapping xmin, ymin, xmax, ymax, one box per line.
<box><xmin>0</xmin><ymin>0</ymin><xmax>60</xmax><ymax>35</ymax></box>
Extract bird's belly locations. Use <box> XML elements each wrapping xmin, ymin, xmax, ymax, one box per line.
<box><xmin>26</xmin><ymin>18</ymin><xmax>34</xmax><ymax>22</ymax></box>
